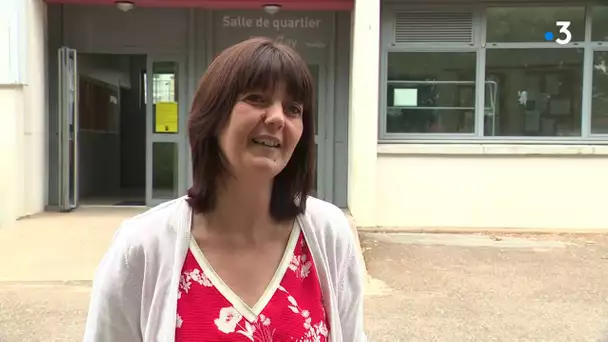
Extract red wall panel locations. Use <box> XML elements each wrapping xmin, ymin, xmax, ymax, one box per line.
<box><xmin>43</xmin><ymin>0</ymin><xmax>354</xmax><ymax>11</ymax></box>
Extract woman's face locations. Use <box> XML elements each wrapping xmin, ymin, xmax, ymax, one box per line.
<box><xmin>218</xmin><ymin>86</ymin><xmax>304</xmax><ymax>179</ymax></box>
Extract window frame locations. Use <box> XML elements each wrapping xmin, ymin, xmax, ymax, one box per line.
<box><xmin>379</xmin><ymin>3</ymin><xmax>608</xmax><ymax>143</ymax></box>
<box><xmin>590</xmin><ymin>47</ymin><xmax>608</xmax><ymax>135</ymax></box>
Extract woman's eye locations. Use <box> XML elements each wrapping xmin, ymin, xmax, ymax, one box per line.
<box><xmin>243</xmin><ymin>94</ymin><xmax>265</xmax><ymax>105</ymax></box>
<box><xmin>286</xmin><ymin>104</ymin><xmax>303</xmax><ymax>116</ymax></box>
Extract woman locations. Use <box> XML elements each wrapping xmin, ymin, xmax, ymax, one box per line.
<box><xmin>83</xmin><ymin>37</ymin><xmax>366</xmax><ymax>342</ymax></box>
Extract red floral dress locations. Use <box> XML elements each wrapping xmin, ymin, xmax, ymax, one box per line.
<box><xmin>175</xmin><ymin>225</ymin><xmax>330</xmax><ymax>341</ymax></box>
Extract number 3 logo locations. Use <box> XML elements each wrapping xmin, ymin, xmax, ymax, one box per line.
<box><xmin>555</xmin><ymin>21</ymin><xmax>572</xmax><ymax>45</ymax></box>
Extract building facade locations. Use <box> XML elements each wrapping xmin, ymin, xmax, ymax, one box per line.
<box><xmin>1</xmin><ymin>0</ymin><xmax>607</xmax><ymax>231</ymax></box>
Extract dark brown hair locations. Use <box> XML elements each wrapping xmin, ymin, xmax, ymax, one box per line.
<box><xmin>186</xmin><ymin>37</ymin><xmax>316</xmax><ymax>221</ymax></box>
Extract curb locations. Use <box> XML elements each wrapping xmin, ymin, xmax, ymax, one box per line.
<box><xmin>356</xmin><ymin>226</ymin><xmax>608</xmax><ymax>235</ymax></box>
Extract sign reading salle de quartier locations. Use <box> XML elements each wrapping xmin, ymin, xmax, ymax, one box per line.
<box><xmin>213</xmin><ymin>11</ymin><xmax>333</xmax><ymax>54</ymax></box>
<box><xmin>222</xmin><ymin>15</ymin><xmax>322</xmax><ymax>31</ymax></box>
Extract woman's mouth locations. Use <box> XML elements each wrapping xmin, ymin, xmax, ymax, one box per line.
<box><xmin>251</xmin><ymin>138</ymin><xmax>281</xmax><ymax>148</ymax></box>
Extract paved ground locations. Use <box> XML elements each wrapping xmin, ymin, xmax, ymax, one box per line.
<box><xmin>0</xmin><ymin>282</ymin><xmax>91</xmax><ymax>342</ymax></box>
<box><xmin>0</xmin><ymin>208</ymin><xmax>136</xmax><ymax>342</ymax></box>
<box><xmin>1</xmin><ymin>209</ymin><xmax>608</xmax><ymax>341</ymax></box>
<box><xmin>0</xmin><ymin>207</ymin><xmax>143</xmax><ymax>283</ymax></box>
<box><xmin>362</xmin><ymin>232</ymin><xmax>608</xmax><ymax>342</ymax></box>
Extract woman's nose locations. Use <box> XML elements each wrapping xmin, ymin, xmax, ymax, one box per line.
<box><xmin>263</xmin><ymin>102</ymin><xmax>286</xmax><ymax>128</ymax></box>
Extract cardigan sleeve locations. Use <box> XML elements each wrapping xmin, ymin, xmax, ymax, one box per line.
<box><xmin>83</xmin><ymin>225</ymin><xmax>144</xmax><ymax>342</ymax></box>
<box><xmin>334</xmin><ymin>213</ymin><xmax>368</xmax><ymax>342</ymax></box>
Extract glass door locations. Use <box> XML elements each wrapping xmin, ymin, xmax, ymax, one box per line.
<box><xmin>145</xmin><ymin>55</ymin><xmax>187</xmax><ymax>206</ymax></box>
<box><xmin>308</xmin><ymin>64</ymin><xmax>327</xmax><ymax>199</ymax></box>
<box><xmin>57</xmin><ymin>47</ymin><xmax>79</xmax><ymax>212</ymax></box>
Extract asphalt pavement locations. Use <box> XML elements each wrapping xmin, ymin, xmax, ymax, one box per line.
<box><xmin>1</xmin><ymin>209</ymin><xmax>607</xmax><ymax>341</ymax></box>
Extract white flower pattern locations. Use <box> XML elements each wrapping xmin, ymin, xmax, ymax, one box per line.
<box><xmin>288</xmin><ymin>239</ymin><xmax>313</xmax><ymax>279</ymax></box>
<box><xmin>236</xmin><ymin>321</ymin><xmax>256</xmax><ymax>340</ymax></box>
<box><xmin>298</xmin><ymin>321</ymin><xmax>329</xmax><ymax>342</ymax></box>
<box><xmin>189</xmin><ymin>268</ymin><xmax>212</xmax><ymax>286</ymax></box>
<box><xmin>178</xmin><ymin>268</ymin><xmax>212</xmax><ymax>299</ymax></box>
<box><xmin>282</xmin><ymin>291</ymin><xmax>329</xmax><ymax>342</ymax></box>
<box><xmin>214</xmin><ymin>306</ymin><xmax>243</xmax><ymax>333</ymax></box>
<box><xmin>176</xmin><ymin>233</ymin><xmax>328</xmax><ymax>341</ymax></box>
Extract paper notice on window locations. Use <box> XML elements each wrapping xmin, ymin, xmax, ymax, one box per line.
<box><xmin>155</xmin><ymin>102</ymin><xmax>178</xmax><ymax>133</ymax></box>
<box><xmin>394</xmin><ymin>88</ymin><xmax>418</xmax><ymax>107</ymax></box>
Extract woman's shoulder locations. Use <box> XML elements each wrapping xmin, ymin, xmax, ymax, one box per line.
<box><xmin>303</xmin><ymin>196</ymin><xmax>347</xmax><ymax>224</ymax></box>
<box><xmin>301</xmin><ymin>196</ymin><xmax>354</xmax><ymax>250</ymax></box>
<box><xmin>94</xmin><ymin>197</ymin><xmax>189</xmax><ymax>285</ymax></box>
<box><xmin>301</xmin><ymin>197</ymin><xmax>366</xmax><ymax>305</ymax></box>
<box><xmin>111</xmin><ymin>197</ymin><xmax>188</xmax><ymax>250</ymax></box>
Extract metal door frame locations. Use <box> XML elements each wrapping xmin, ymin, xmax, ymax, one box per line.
<box><xmin>57</xmin><ymin>47</ymin><xmax>79</xmax><ymax>212</ymax></box>
<box><xmin>145</xmin><ymin>53</ymin><xmax>188</xmax><ymax>206</ymax></box>
<box><xmin>314</xmin><ymin>63</ymin><xmax>329</xmax><ymax>200</ymax></box>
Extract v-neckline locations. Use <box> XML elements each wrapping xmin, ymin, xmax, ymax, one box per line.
<box><xmin>188</xmin><ymin>221</ymin><xmax>301</xmax><ymax>323</ymax></box>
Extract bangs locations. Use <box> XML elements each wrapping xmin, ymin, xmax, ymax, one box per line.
<box><xmin>234</xmin><ymin>45</ymin><xmax>313</xmax><ymax>106</ymax></box>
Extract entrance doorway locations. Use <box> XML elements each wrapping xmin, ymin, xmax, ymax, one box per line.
<box><xmin>55</xmin><ymin>49</ymin><xmax>189</xmax><ymax>210</ymax></box>
<box><xmin>57</xmin><ymin>49</ymin><xmax>148</xmax><ymax>208</ymax></box>
<box><xmin>145</xmin><ymin>55</ymin><xmax>188</xmax><ymax>206</ymax></box>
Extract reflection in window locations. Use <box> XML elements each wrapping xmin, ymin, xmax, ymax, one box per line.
<box><xmin>386</xmin><ymin>52</ymin><xmax>477</xmax><ymax>134</ymax></box>
<box><xmin>592</xmin><ymin>6</ymin><xmax>608</xmax><ymax>41</ymax></box>
<box><xmin>143</xmin><ymin>72</ymin><xmax>176</xmax><ymax>103</ymax></box>
<box><xmin>153</xmin><ymin>74</ymin><xmax>176</xmax><ymax>103</ymax></box>
<box><xmin>152</xmin><ymin>142</ymin><xmax>178</xmax><ymax>199</ymax></box>
<box><xmin>486</xmin><ymin>7</ymin><xmax>585</xmax><ymax>43</ymax></box>
<box><xmin>592</xmin><ymin>52</ymin><xmax>608</xmax><ymax>134</ymax></box>
<box><xmin>484</xmin><ymin>49</ymin><xmax>584</xmax><ymax>137</ymax></box>
<box><xmin>151</xmin><ymin>61</ymin><xmax>179</xmax><ymax>134</ymax></box>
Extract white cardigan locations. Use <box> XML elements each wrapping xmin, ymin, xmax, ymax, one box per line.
<box><xmin>83</xmin><ymin>196</ymin><xmax>367</xmax><ymax>342</ymax></box>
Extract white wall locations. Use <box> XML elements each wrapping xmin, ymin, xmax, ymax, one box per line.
<box><xmin>0</xmin><ymin>87</ymin><xmax>25</xmax><ymax>227</ymax></box>
<box><xmin>375</xmin><ymin>144</ymin><xmax>608</xmax><ymax>230</ymax></box>
<box><xmin>0</xmin><ymin>0</ymin><xmax>47</xmax><ymax>228</ymax></box>
<box><xmin>347</xmin><ymin>0</ymin><xmax>380</xmax><ymax>227</ymax></box>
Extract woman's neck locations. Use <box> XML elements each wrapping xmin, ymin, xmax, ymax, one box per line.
<box><xmin>199</xmin><ymin>177</ymin><xmax>278</xmax><ymax>241</ymax></box>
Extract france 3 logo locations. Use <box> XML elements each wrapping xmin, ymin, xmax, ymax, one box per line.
<box><xmin>544</xmin><ymin>21</ymin><xmax>572</xmax><ymax>45</ymax></box>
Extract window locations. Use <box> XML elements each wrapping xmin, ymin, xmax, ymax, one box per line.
<box><xmin>142</xmin><ymin>66</ymin><xmax>176</xmax><ymax>105</ymax></box>
<box><xmin>591</xmin><ymin>6</ymin><xmax>608</xmax><ymax>41</ymax></box>
<box><xmin>485</xmin><ymin>49</ymin><xmax>584</xmax><ymax>137</ymax></box>
<box><xmin>592</xmin><ymin>51</ymin><xmax>608</xmax><ymax>134</ymax></box>
<box><xmin>485</xmin><ymin>6</ymin><xmax>585</xmax><ymax>138</ymax></box>
<box><xmin>380</xmin><ymin>4</ymin><xmax>608</xmax><ymax>141</ymax></box>
<box><xmin>386</xmin><ymin>52</ymin><xmax>477</xmax><ymax>134</ymax></box>
<box><xmin>149</xmin><ymin>61</ymin><xmax>178</xmax><ymax>134</ymax></box>
<box><xmin>486</xmin><ymin>7</ymin><xmax>585</xmax><ymax>43</ymax></box>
